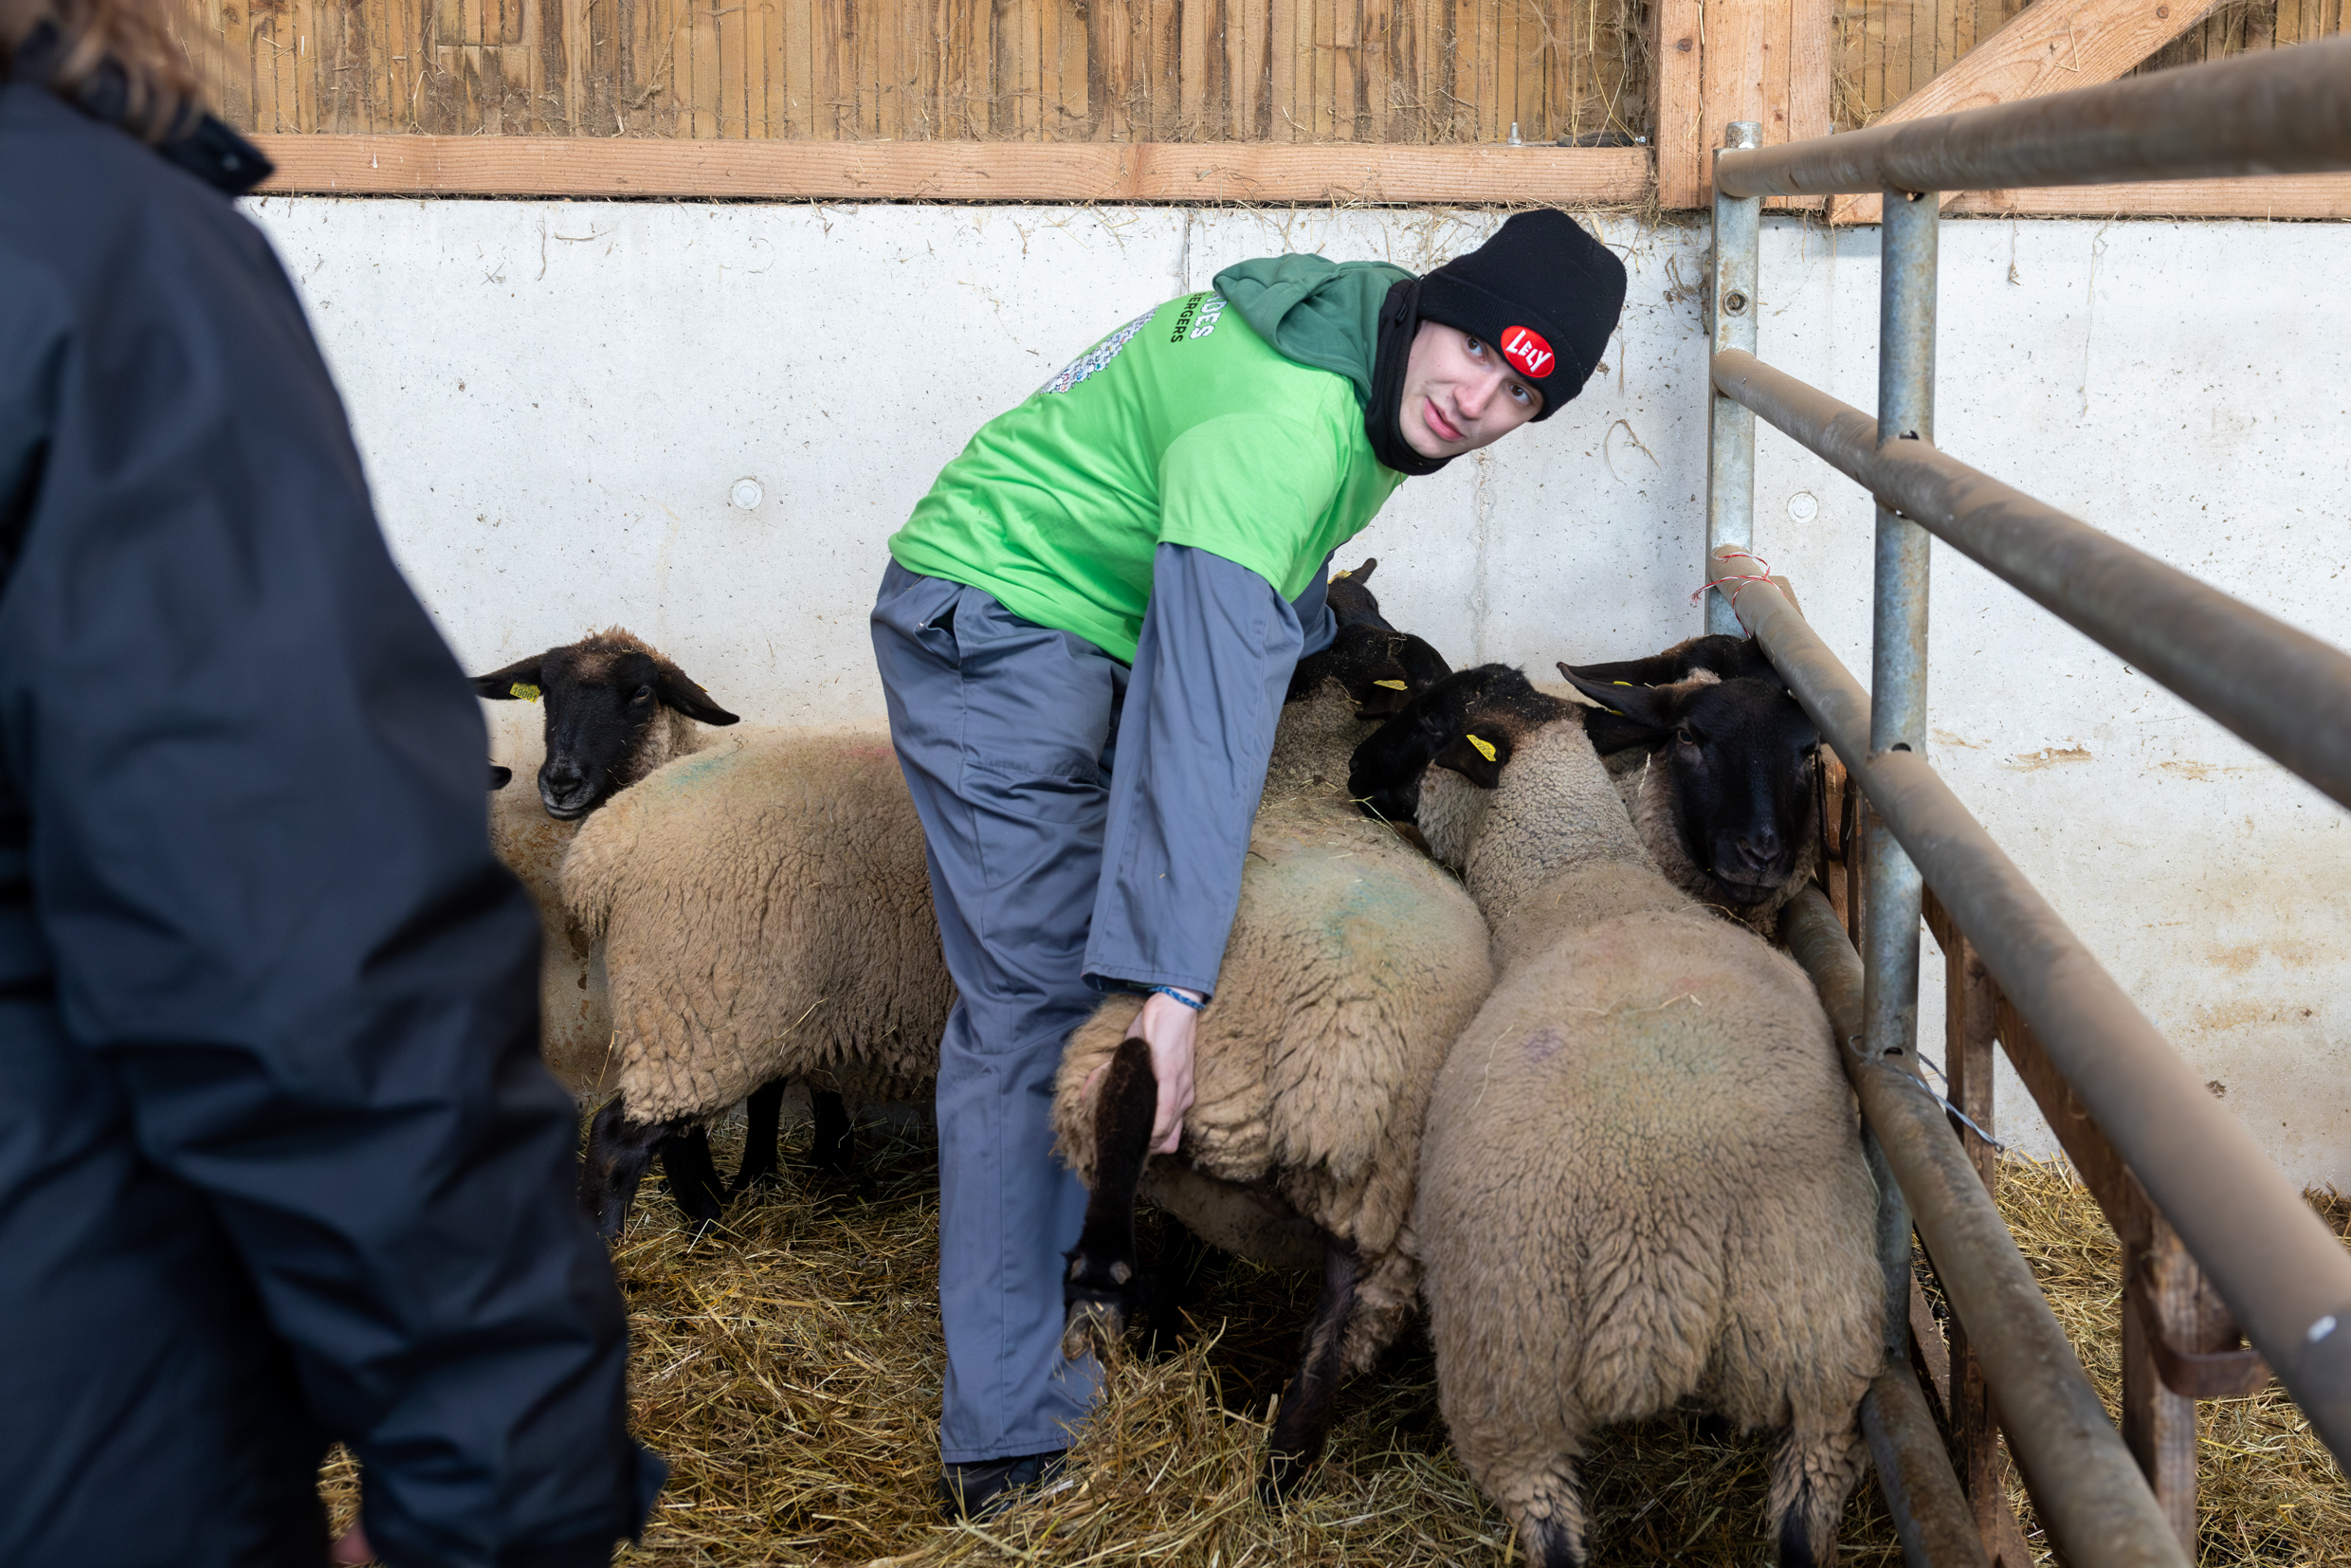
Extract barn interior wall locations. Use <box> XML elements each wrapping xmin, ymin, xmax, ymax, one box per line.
<box><xmin>243</xmin><ymin>195</ymin><xmax>2351</xmax><ymax>1187</ymax></box>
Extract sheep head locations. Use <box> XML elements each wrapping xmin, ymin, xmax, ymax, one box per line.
<box><xmin>1284</xmin><ymin>622</ymin><xmax>1453</xmax><ymax>716</ymax></box>
<box><xmin>1554</xmin><ymin>652</ymin><xmax>1819</xmax><ymax>910</ymax></box>
<box><xmin>473</xmin><ymin>628</ymin><xmax>739</xmax><ymax>820</ymax></box>
<box><xmin>1347</xmin><ymin>665</ymin><xmax>1569</xmax><ymax>823</ymax></box>
<box><xmin>1322</xmin><ymin>557</ymin><xmax>1393</xmax><ymax>631</ymax></box>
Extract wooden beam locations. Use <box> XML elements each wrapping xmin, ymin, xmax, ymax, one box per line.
<box><xmin>249</xmin><ymin>134</ymin><xmax>1651</xmax><ymax>201</ymax></box>
<box><xmin>1650</xmin><ymin>0</ymin><xmax>1704</xmax><ymax>206</ymax></box>
<box><xmin>1944</xmin><ymin>173</ymin><xmax>2351</xmax><ymax>220</ymax></box>
<box><xmin>1830</xmin><ymin>0</ymin><xmax>2226</xmax><ymax>225</ymax></box>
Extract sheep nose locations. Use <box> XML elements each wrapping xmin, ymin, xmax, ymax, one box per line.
<box><xmin>1734</xmin><ymin>828</ymin><xmax>1781</xmax><ymax>871</ymax></box>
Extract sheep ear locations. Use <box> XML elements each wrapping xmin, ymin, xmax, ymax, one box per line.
<box><xmin>652</xmin><ymin>661</ymin><xmax>740</xmax><ymax>726</ymax></box>
<box><xmin>1394</xmin><ymin>633</ymin><xmax>1452</xmax><ymax>692</ymax></box>
<box><xmin>1563</xmin><ymin>633</ymin><xmax>1762</xmax><ymax>692</ymax></box>
<box><xmin>1324</xmin><ymin>558</ymin><xmax>1394</xmax><ymax>632</ymax></box>
<box><xmin>1556</xmin><ymin>662</ymin><xmax>1684</xmax><ymax>749</ymax></box>
<box><xmin>473</xmin><ymin>653</ymin><xmax>545</xmax><ymax>702</ymax></box>
<box><xmin>1433</xmin><ymin>726</ymin><xmax>1512</xmax><ymax>788</ymax></box>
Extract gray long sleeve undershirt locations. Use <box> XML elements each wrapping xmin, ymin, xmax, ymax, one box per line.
<box><xmin>1082</xmin><ymin>543</ymin><xmax>1332</xmax><ymax>998</ymax></box>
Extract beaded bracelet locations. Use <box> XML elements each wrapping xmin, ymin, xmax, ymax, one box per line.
<box><xmin>1149</xmin><ymin>985</ymin><xmax>1206</xmax><ymax>1012</ymax></box>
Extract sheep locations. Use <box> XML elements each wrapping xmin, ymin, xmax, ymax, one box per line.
<box><xmin>1348</xmin><ymin>665</ymin><xmax>1881</xmax><ymax>1568</ymax></box>
<box><xmin>1413</xmin><ymin>632</ymin><xmax>1822</xmax><ymax>937</ymax></box>
<box><xmin>1560</xmin><ymin>633</ymin><xmax>1823</xmax><ymax>935</ymax></box>
<box><xmin>561</xmin><ymin>720</ymin><xmax>954</xmax><ymax>1235</ymax></box>
<box><xmin>473</xmin><ymin>629</ymin><xmax>741</xmax><ymax>1103</ymax></box>
<box><xmin>519</xmin><ymin>560</ymin><xmax>1408</xmax><ymax>1236</ymax></box>
<box><xmin>1050</xmin><ymin>618</ymin><xmax>1494</xmax><ymax>1499</ymax></box>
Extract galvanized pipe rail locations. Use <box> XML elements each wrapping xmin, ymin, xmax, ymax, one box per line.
<box><xmin>1710</xmin><ymin>350</ymin><xmax>2351</xmax><ymax>811</ymax></box>
<box><xmin>1698</xmin><ymin>38</ymin><xmax>2351</xmax><ymax>1564</ymax></box>
<box><xmin>1716</xmin><ymin>35</ymin><xmax>2351</xmax><ymax>200</ymax></box>
<box><xmin>1781</xmin><ymin>880</ymin><xmax>2177</xmax><ymax>1568</ymax></box>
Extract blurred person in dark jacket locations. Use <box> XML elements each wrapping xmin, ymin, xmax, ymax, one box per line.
<box><xmin>0</xmin><ymin>2</ymin><xmax>664</xmax><ymax>1563</ymax></box>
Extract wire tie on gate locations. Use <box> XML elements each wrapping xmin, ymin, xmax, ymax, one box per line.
<box><xmin>1914</xmin><ymin>1050</ymin><xmax>2009</xmax><ymax>1151</ymax></box>
<box><xmin>1689</xmin><ymin>549</ymin><xmax>1776</xmax><ymax>611</ymax></box>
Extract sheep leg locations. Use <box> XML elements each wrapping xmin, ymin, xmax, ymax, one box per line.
<box><xmin>578</xmin><ymin>1097</ymin><xmax>667</xmax><ymax>1240</ymax></box>
<box><xmin>1512</xmin><ymin>1465</ymin><xmax>1593</xmax><ymax>1568</ymax></box>
<box><xmin>1259</xmin><ymin>1240</ymin><xmax>1359</xmax><ymax>1503</ymax></box>
<box><xmin>659</xmin><ymin>1124</ymin><xmax>729</xmax><ymax>1230</ymax></box>
<box><xmin>727</xmin><ymin>1080</ymin><xmax>787</xmax><ymax>1197</ymax></box>
<box><xmin>1060</xmin><ymin>1035</ymin><xmax>1157</xmax><ymax>1363</ymax></box>
<box><xmin>1766</xmin><ymin>1410</ymin><xmax>1867</xmax><ymax>1568</ymax></box>
<box><xmin>809</xmin><ymin>1089</ymin><xmax>855</xmax><ymax>1182</ymax></box>
<box><xmin>1141</xmin><ymin>1218</ymin><xmax>1211</xmax><ymax>1360</ymax></box>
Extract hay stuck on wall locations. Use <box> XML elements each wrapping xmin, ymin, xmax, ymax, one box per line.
<box><xmin>319</xmin><ymin>1129</ymin><xmax>2347</xmax><ymax>1565</ymax></box>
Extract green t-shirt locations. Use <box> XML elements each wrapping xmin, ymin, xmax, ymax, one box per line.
<box><xmin>887</xmin><ymin>287</ymin><xmax>1407</xmax><ymax>665</ymax></box>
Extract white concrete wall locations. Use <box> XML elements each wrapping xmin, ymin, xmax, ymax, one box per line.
<box><xmin>243</xmin><ymin>196</ymin><xmax>2351</xmax><ymax>1187</ymax></box>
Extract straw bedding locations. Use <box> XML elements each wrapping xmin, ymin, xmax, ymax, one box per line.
<box><xmin>319</xmin><ymin>1129</ymin><xmax>2348</xmax><ymax>1566</ymax></box>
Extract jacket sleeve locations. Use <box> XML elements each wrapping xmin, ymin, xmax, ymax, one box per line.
<box><xmin>1294</xmin><ymin>552</ymin><xmax>1338</xmax><ymax>657</ymax></box>
<box><xmin>1083</xmin><ymin>542</ymin><xmax>1306</xmax><ymax>996</ymax></box>
<box><xmin>0</xmin><ymin>212</ymin><xmax>659</xmax><ymax>1566</ymax></box>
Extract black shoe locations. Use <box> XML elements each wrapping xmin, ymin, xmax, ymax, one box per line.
<box><xmin>937</xmin><ymin>1449</ymin><xmax>1069</xmax><ymax>1521</ymax></box>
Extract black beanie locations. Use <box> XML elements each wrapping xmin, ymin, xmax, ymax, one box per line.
<box><xmin>1415</xmin><ymin>210</ymin><xmax>1629</xmax><ymax>420</ymax></box>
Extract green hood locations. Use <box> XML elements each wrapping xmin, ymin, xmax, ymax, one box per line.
<box><xmin>1212</xmin><ymin>255</ymin><xmax>1413</xmax><ymax>410</ymax></box>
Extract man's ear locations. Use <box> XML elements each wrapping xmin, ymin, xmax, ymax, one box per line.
<box><xmin>473</xmin><ymin>654</ymin><xmax>545</xmax><ymax>702</ymax></box>
<box><xmin>651</xmin><ymin>660</ymin><xmax>741</xmax><ymax>726</ymax></box>
<box><xmin>1433</xmin><ymin>725</ymin><xmax>1512</xmax><ymax>788</ymax></box>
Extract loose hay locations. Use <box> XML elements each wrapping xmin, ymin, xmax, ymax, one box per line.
<box><xmin>320</xmin><ymin>1133</ymin><xmax>2346</xmax><ymax>1566</ymax></box>
<box><xmin>1992</xmin><ymin>1156</ymin><xmax>2351</xmax><ymax>1566</ymax></box>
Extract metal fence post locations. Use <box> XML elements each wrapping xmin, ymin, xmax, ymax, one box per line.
<box><xmin>1863</xmin><ymin>183</ymin><xmax>1938</xmax><ymax>1350</ymax></box>
<box><xmin>1705</xmin><ymin>120</ymin><xmax>1762</xmax><ymax>637</ymax></box>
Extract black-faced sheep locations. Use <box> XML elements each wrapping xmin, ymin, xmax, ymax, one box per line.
<box><xmin>1408</xmin><ymin>632</ymin><xmax>1822</xmax><ymax>938</ymax></box>
<box><xmin>1050</xmin><ymin>620</ymin><xmax>1494</xmax><ymax>1499</ymax></box>
<box><xmin>474</xmin><ymin>629</ymin><xmax>741</xmax><ymax>1102</ymax></box>
<box><xmin>1349</xmin><ymin>665</ymin><xmax>1880</xmax><ymax>1568</ymax></box>
<box><xmin>549</xmin><ymin>561</ymin><xmax>1407</xmax><ymax>1238</ymax></box>
<box><xmin>1561</xmin><ymin>633</ymin><xmax>1823</xmax><ymax>935</ymax></box>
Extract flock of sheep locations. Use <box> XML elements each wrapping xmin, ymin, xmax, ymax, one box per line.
<box><xmin>478</xmin><ymin>561</ymin><xmax>1881</xmax><ymax>1568</ymax></box>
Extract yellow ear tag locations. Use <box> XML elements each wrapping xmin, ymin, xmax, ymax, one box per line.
<box><xmin>1374</xmin><ymin>679</ymin><xmax>1409</xmax><ymax>690</ymax></box>
<box><xmin>510</xmin><ymin>683</ymin><xmax>541</xmax><ymax>702</ymax></box>
<box><xmin>1330</xmin><ymin>569</ymin><xmax>1353</xmax><ymax>580</ymax></box>
<box><xmin>1613</xmin><ymin>681</ymin><xmax>1634</xmax><ymax>686</ymax></box>
<box><xmin>1468</xmin><ymin>734</ymin><xmax>1499</xmax><ymax>763</ymax></box>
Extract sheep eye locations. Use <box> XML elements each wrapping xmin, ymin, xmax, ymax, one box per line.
<box><xmin>629</xmin><ymin>684</ymin><xmax>654</xmax><ymax>703</ymax></box>
<box><xmin>1675</xmin><ymin>726</ymin><xmax>1701</xmax><ymax>748</ymax></box>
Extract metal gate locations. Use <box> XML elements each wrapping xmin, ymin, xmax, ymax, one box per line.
<box><xmin>1695</xmin><ymin>38</ymin><xmax>2351</xmax><ymax>1568</ymax></box>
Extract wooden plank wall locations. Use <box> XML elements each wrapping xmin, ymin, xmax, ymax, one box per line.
<box><xmin>1832</xmin><ymin>0</ymin><xmax>2341</xmax><ymax>127</ymax></box>
<box><xmin>181</xmin><ymin>0</ymin><xmax>1649</xmax><ymax>142</ymax></box>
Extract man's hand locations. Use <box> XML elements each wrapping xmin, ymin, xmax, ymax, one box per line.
<box><xmin>330</xmin><ymin>1523</ymin><xmax>374</xmax><ymax>1564</ymax></box>
<box><xmin>1131</xmin><ymin>990</ymin><xmax>1200</xmax><ymax>1155</ymax></box>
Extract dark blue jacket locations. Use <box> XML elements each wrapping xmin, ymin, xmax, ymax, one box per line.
<box><xmin>0</xmin><ymin>72</ymin><xmax>660</xmax><ymax>1568</ymax></box>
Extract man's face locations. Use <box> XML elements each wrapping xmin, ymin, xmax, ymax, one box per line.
<box><xmin>1398</xmin><ymin>319</ymin><xmax>1545</xmax><ymax>460</ymax></box>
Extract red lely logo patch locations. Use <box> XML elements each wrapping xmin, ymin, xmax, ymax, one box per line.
<box><xmin>1499</xmin><ymin>325</ymin><xmax>1556</xmax><ymax>379</ymax></box>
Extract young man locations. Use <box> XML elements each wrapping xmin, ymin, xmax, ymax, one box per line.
<box><xmin>869</xmin><ymin>210</ymin><xmax>1628</xmax><ymax>1516</ymax></box>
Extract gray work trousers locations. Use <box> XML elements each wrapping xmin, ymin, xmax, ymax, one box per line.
<box><xmin>869</xmin><ymin>560</ymin><xmax>1119</xmax><ymax>1465</ymax></box>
